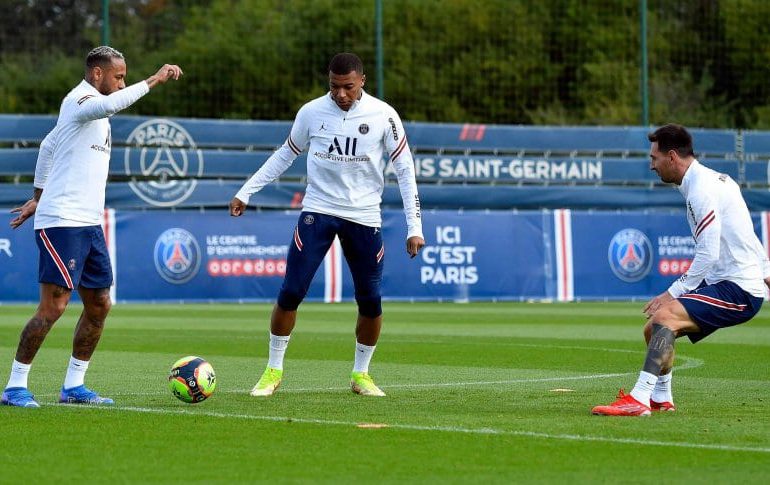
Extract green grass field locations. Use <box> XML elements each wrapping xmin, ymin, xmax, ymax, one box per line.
<box><xmin>1</xmin><ymin>302</ymin><xmax>769</xmax><ymax>483</ymax></box>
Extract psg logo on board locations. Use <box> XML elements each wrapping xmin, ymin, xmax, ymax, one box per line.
<box><xmin>607</xmin><ymin>228</ymin><xmax>653</xmax><ymax>283</ymax></box>
<box><xmin>124</xmin><ymin>119</ymin><xmax>204</xmax><ymax>207</ymax></box>
<box><xmin>154</xmin><ymin>228</ymin><xmax>201</xmax><ymax>284</ymax></box>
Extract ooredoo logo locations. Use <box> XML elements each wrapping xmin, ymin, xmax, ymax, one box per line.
<box><xmin>154</xmin><ymin>228</ymin><xmax>201</xmax><ymax>284</ymax></box>
<box><xmin>607</xmin><ymin>228</ymin><xmax>653</xmax><ymax>283</ymax></box>
<box><xmin>124</xmin><ymin>119</ymin><xmax>204</xmax><ymax>207</ymax></box>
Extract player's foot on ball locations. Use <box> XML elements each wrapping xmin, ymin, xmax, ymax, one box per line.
<box><xmin>59</xmin><ymin>385</ymin><xmax>114</xmax><ymax>405</ymax></box>
<box><xmin>1</xmin><ymin>387</ymin><xmax>40</xmax><ymax>408</ymax></box>
<box><xmin>591</xmin><ymin>389</ymin><xmax>651</xmax><ymax>416</ymax></box>
<box><xmin>250</xmin><ymin>367</ymin><xmax>283</xmax><ymax>397</ymax></box>
<box><xmin>350</xmin><ymin>371</ymin><xmax>386</xmax><ymax>397</ymax></box>
<box><xmin>650</xmin><ymin>399</ymin><xmax>676</xmax><ymax>412</ymax></box>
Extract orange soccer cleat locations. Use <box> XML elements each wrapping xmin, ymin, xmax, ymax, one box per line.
<box><xmin>650</xmin><ymin>399</ymin><xmax>676</xmax><ymax>412</ymax></box>
<box><xmin>592</xmin><ymin>389</ymin><xmax>651</xmax><ymax>416</ymax></box>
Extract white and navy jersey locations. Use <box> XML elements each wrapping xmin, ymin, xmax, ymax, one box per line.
<box><xmin>235</xmin><ymin>91</ymin><xmax>423</xmax><ymax>239</ymax></box>
<box><xmin>34</xmin><ymin>79</ymin><xmax>150</xmax><ymax>229</ymax></box>
<box><xmin>668</xmin><ymin>160</ymin><xmax>765</xmax><ymax>298</ymax></box>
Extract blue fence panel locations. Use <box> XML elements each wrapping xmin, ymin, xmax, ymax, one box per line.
<box><xmin>0</xmin><ymin>149</ymin><xmax>742</xmax><ymax>184</ymax></box>
<box><xmin>743</xmin><ymin>131</ymin><xmax>770</xmax><ymax>156</ymax></box>
<box><xmin>0</xmin><ymin>115</ymin><xmax>738</xmax><ymax>154</ymax></box>
<box><xmin>744</xmin><ymin>162</ymin><xmax>769</xmax><ymax>184</ymax></box>
<box><xmin>8</xmin><ymin>181</ymin><xmax>770</xmax><ymax>211</ymax></box>
<box><xmin>0</xmin><ymin>114</ymin><xmax>56</xmax><ymax>143</ymax></box>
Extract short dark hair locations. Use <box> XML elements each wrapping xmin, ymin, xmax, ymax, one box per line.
<box><xmin>86</xmin><ymin>46</ymin><xmax>124</xmax><ymax>69</ymax></box>
<box><xmin>328</xmin><ymin>53</ymin><xmax>363</xmax><ymax>75</ymax></box>
<box><xmin>648</xmin><ymin>124</ymin><xmax>694</xmax><ymax>157</ymax></box>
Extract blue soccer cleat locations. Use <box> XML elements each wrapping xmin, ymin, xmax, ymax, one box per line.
<box><xmin>1</xmin><ymin>387</ymin><xmax>41</xmax><ymax>408</ymax></box>
<box><xmin>59</xmin><ymin>385</ymin><xmax>114</xmax><ymax>405</ymax></box>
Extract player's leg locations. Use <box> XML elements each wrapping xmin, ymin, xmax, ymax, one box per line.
<box><xmin>340</xmin><ymin>221</ymin><xmax>385</xmax><ymax>396</ymax></box>
<box><xmin>627</xmin><ymin>302</ymin><xmax>694</xmax><ymax>409</ymax></box>
<box><xmin>594</xmin><ymin>281</ymin><xmax>763</xmax><ymax>416</ymax></box>
<box><xmin>59</xmin><ymin>226</ymin><xmax>114</xmax><ymax>405</ymax></box>
<box><xmin>592</xmin><ymin>299</ymin><xmax>694</xmax><ymax>416</ymax></box>
<box><xmin>251</xmin><ymin>213</ymin><xmax>336</xmax><ymax>396</ymax></box>
<box><xmin>2</xmin><ymin>227</ymin><xmax>81</xmax><ymax>408</ymax></box>
<box><xmin>2</xmin><ymin>283</ymin><xmax>71</xmax><ymax>408</ymax></box>
<box><xmin>643</xmin><ymin>319</ymin><xmax>676</xmax><ymax>411</ymax></box>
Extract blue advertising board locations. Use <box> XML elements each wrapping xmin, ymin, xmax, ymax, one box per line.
<box><xmin>568</xmin><ymin>211</ymin><xmax>693</xmax><ymax>299</ymax></box>
<box><xmin>116</xmin><ymin>210</ymin><xmax>302</xmax><ymax>302</ymax></box>
<box><xmin>2</xmin><ymin>209</ymin><xmax>769</xmax><ymax>303</ymax></box>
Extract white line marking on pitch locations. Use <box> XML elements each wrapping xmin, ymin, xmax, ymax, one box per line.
<box><xmin>68</xmin><ymin>404</ymin><xmax>770</xmax><ymax>455</ymax></box>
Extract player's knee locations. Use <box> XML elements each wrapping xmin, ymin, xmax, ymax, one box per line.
<box><xmin>651</xmin><ymin>306</ymin><xmax>677</xmax><ymax>328</ymax></box>
<box><xmin>38</xmin><ymin>301</ymin><xmax>67</xmax><ymax>324</ymax></box>
<box><xmin>88</xmin><ymin>291</ymin><xmax>112</xmax><ymax>320</ymax></box>
<box><xmin>277</xmin><ymin>288</ymin><xmax>305</xmax><ymax>312</ymax></box>
<box><xmin>355</xmin><ymin>295</ymin><xmax>382</xmax><ymax>318</ymax></box>
<box><xmin>648</xmin><ymin>316</ymin><xmax>680</xmax><ymax>339</ymax></box>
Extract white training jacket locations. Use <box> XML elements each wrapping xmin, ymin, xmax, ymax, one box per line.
<box><xmin>668</xmin><ymin>160</ymin><xmax>766</xmax><ymax>298</ymax></box>
<box><xmin>235</xmin><ymin>91</ymin><xmax>423</xmax><ymax>239</ymax></box>
<box><xmin>34</xmin><ymin>79</ymin><xmax>150</xmax><ymax>229</ymax></box>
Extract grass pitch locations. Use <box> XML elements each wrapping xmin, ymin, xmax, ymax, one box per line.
<box><xmin>1</xmin><ymin>302</ymin><xmax>769</xmax><ymax>483</ymax></box>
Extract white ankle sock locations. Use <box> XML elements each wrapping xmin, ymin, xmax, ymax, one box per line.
<box><xmin>651</xmin><ymin>371</ymin><xmax>673</xmax><ymax>403</ymax></box>
<box><xmin>630</xmin><ymin>370</ymin><xmax>658</xmax><ymax>405</ymax></box>
<box><xmin>353</xmin><ymin>341</ymin><xmax>376</xmax><ymax>373</ymax></box>
<box><xmin>267</xmin><ymin>333</ymin><xmax>290</xmax><ymax>370</ymax></box>
<box><xmin>63</xmin><ymin>356</ymin><xmax>89</xmax><ymax>390</ymax></box>
<box><xmin>6</xmin><ymin>360</ymin><xmax>31</xmax><ymax>389</ymax></box>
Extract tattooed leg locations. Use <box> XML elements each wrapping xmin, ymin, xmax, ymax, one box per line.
<box><xmin>15</xmin><ymin>283</ymin><xmax>72</xmax><ymax>364</ymax></box>
<box><xmin>642</xmin><ymin>323</ymin><xmax>676</xmax><ymax>376</ymax></box>
<box><xmin>72</xmin><ymin>287</ymin><xmax>112</xmax><ymax>360</ymax></box>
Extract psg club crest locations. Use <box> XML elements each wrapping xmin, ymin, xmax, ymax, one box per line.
<box><xmin>607</xmin><ymin>228</ymin><xmax>653</xmax><ymax>283</ymax></box>
<box><xmin>124</xmin><ymin>119</ymin><xmax>204</xmax><ymax>207</ymax></box>
<box><xmin>154</xmin><ymin>228</ymin><xmax>201</xmax><ymax>284</ymax></box>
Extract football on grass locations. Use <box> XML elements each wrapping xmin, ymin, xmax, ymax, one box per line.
<box><xmin>168</xmin><ymin>356</ymin><xmax>216</xmax><ymax>403</ymax></box>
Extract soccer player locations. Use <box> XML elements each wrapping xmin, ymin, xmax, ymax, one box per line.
<box><xmin>2</xmin><ymin>47</ymin><xmax>183</xmax><ymax>408</ymax></box>
<box><xmin>229</xmin><ymin>53</ymin><xmax>424</xmax><ymax>397</ymax></box>
<box><xmin>592</xmin><ymin>124</ymin><xmax>766</xmax><ymax>416</ymax></box>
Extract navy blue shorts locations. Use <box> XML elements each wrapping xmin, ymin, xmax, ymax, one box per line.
<box><xmin>35</xmin><ymin>226</ymin><xmax>113</xmax><ymax>290</ymax></box>
<box><xmin>277</xmin><ymin>212</ymin><xmax>383</xmax><ymax>312</ymax></box>
<box><xmin>677</xmin><ymin>280</ymin><xmax>763</xmax><ymax>343</ymax></box>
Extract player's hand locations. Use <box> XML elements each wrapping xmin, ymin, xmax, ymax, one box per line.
<box><xmin>146</xmin><ymin>64</ymin><xmax>183</xmax><ymax>88</ymax></box>
<box><xmin>229</xmin><ymin>197</ymin><xmax>247</xmax><ymax>217</ymax></box>
<box><xmin>406</xmin><ymin>235</ymin><xmax>425</xmax><ymax>259</ymax></box>
<box><xmin>9</xmin><ymin>199</ymin><xmax>37</xmax><ymax>229</ymax></box>
<box><xmin>643</xmin><ymin>291</ymin><xmax>674</xmax><ymax>318</ymax></box>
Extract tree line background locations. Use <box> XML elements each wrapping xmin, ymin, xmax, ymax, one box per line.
<box><xmin>1</xmin><ymin>0</ymin><xmax>769</xmax><ymax>129</ymax></box>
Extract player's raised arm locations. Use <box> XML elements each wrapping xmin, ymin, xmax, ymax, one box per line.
<box><xmin>146</xmin><ymin>64</ymin><xmax>184</xmax><ymax>88</ymax></box>
<box><xmin>72</xmin><ymin>47</ymin><xmax>183</xmax><ymax>122</ymax></box>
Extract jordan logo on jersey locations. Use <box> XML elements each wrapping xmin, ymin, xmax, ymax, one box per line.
<box><xmin>329</xmin><ymin>137</ymin><xmax>358</xmax><ymax>156</ymax></box>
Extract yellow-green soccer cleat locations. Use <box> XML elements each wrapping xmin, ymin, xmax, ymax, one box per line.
<box><xmin>250</xmin><ymin>367</ymin><xmax>283</xmax><ymax>397</ymax></box>
<box><xmin>350</xmin><ymin>371</ymin><xmax>386</xmax><ymax>397</ymax></box>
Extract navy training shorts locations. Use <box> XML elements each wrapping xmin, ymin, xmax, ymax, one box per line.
<box><xmin>277</xmin><ymin>212</ymin><xmax>383</xmax><ymax>311</ymax></box>
<box><xmin>677</xmin><ymin>280</ymin><xmax>763</xmax><ymax>343</ymax></box>
<box><xmin>35</xmin><ymin>226</ymin><xmax>113</xmax><ymax>290</ymax></box>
